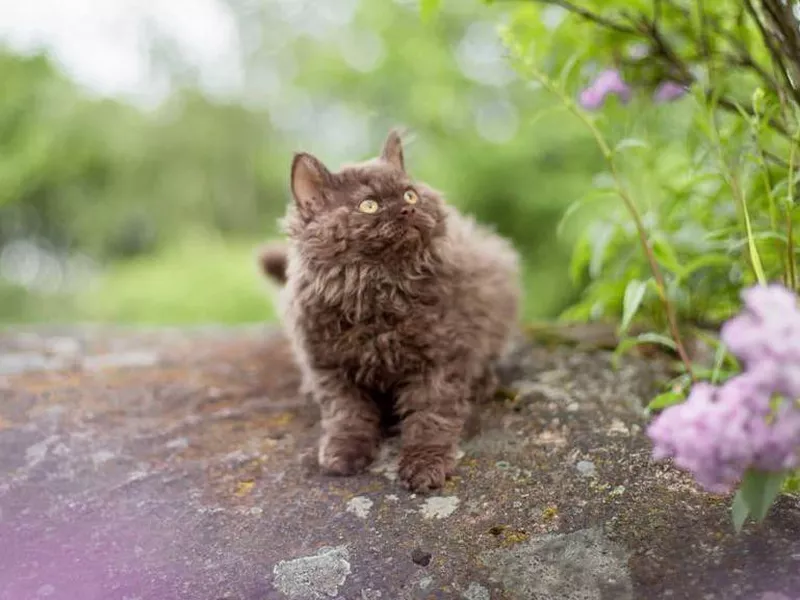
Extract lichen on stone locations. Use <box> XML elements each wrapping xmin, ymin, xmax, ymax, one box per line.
<box><xmin>272</xmin><ymin>545</ymin><xmax>352</xmax><ymax>599</ymax></box>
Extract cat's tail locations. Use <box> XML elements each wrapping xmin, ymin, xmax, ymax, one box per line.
<box><xmin>257</xmin><ymin>242</ymin><xmax>288</xmax><ymax>285</ymax></box>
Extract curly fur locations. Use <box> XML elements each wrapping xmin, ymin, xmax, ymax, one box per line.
<box><xmin>263</xmin><ymin>129</ymin><xmax>521</xmax><ymax>492</ymax></box>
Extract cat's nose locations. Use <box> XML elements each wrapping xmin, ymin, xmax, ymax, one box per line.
<box><xmin>401</xmin><ymin>206</ymin><xmax>416</xmax><ymax>216</ymax></box>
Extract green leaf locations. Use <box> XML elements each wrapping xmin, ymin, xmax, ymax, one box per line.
<box><xmin>613</xmin><ymin>332</ymin><xmax>677</xmax><ymax>368</ymax></box>
<box><xmin>690</xmin><ymin>366</ymin><xmax>737</xmax><ymax>382</ymax></box>
<box><xmin>557</xmin><ymin>52</ymin><xmax>583</xmax><ymax>88</ymax></box>
<box><xmin>710</xmin><ymin>341</ymin><xmax>728</xmax><ymax>384</ymax></box>
<box><xmin>556</xmin><ymin>188</ymin><xmax>616</xmax><ymax>238</ymax></box>
<box><xmin>742</xmin><ymin>200</ymin><xmax>767</xmax><ymax>285</ymax></box>
<box><xmin>731</xmin><ymin>489</ymin><xmax>750</xmax><ymax>534</ymax></box>
<box><xmin>569</xmin><ymin>234</ymin><xmax>591</xmax><ymax>284</ymax></box>
<box><xmin>614</xmin><ymin>138</ymin><xmax>649</xmax><ymax>154</ymax></box>
<box><xmin>782</xmin><ymin>471</ymin><xmax>800</xmax><ymax>494</ymax></box>
<box><xmin>651</xmin><ymin>235</ymin><xmax>682</xmax><ymax>274</ymax></box>
<box><xmin>646</xmin><ymin>389</ymin><xmax>686</xmax><ymax>412</ymax></box>
<box><xmin>420</xmin><ymin>0</ymin><xmax>441</xmax><ymax>21</ymax></box>
<box><xmin>619</xmin><ymin>279</ymin><xmax>647</xmax><ymax>336</ymax></box>
<box><xmin>727</xmin><ymin>231</ymin><xmax>788</xmax><ymax>250</ymax></box>
<box><xmin>589</xmin><ymin>222</ymin><xmax>616</xmax><ymax>278</ymax></box>
<box><xmin>736</xmin><ymin>469</ymin><xmax>787</xmax><ymax>528</ymax></box>
<box><xmin>636</xmin><ymin>332</ymin><xmax>677</xmax><ymax>350</ymax></box>
<box><xmin>529</xmin><ymin>106</ymin><xmax>570</xmax><ymax>133</ymax></box>
<box><xmin>556</xmin><ymin>200</ymin><xmax>587</xmax><ymax>239</ymax></box>
<box><xmin>676</xmin><ymin>254</ymin><xmax>732</xmax><ymax>283</ymax></box>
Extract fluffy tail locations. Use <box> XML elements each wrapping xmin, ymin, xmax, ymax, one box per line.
<box><xmin>257</xmin><ymin>242</ymin><xmax>288</xmax><ymax>285</ymax></box>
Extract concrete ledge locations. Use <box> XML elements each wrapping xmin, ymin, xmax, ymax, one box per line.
<box><xmin>0</xmin><ymin>327</ymin><xmax>798</xmax><ymax>600</ymax></box>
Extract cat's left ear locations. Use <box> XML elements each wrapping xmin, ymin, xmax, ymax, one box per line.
<box><xmin>291</xmin><ymin>152</ymin><xmax>332</xmax><ymax>218</ymax></box>
<box><xmin>380</xmin><ymin>129</ymin><xmax>405</xmax><ymax>172</ymax></box>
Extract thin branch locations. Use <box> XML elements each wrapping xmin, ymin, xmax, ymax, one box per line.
<box><xmin>715</xmin><ymin>95</ymin><xmax>791</xmax><ymax>138</ymax></box>
<box><xmin>763</xmin><ymin>148</ymin><xmax>790</xmax><ymax>169</ymax></box>
<box><xmin>742</xmin><ymin>0</ymin><xmax>800</xmax><ymax>106</ymax></box>
<box><xmin>760</xmin><ymin>0</ymin><xmax>800</xmax><ymax>86</ymax></box>
<box><xmin>640</xmin><ymin>8</ymin><xmax>793</xmax><ymax>139</ymax></box>
<box><xmin>788</xmin><ymin>133</ymin><xmax>799</xmax><ymax>289</ymax></box>
<box><xmin>672</xmin><ymin>3</ymin><xmax>782</xmax><ymax>96</ymax></box>
<box><xmin>523</xmin><ymin>0</ymin><xmax>796</xmax><ymax>139</ymax></box>
<box><xmin>642</xmin><ymin>16</ymin><xmax>692</xmax><ymax>80</ymax></box>
<box><xmin>523</xmin><ymin>66</ymin><xmax>696</xmax><ymax>380</ymax></box>
<box><xmin>696</xmin><ymin>0</ymin><xmax>711</xmax><ymax>64</ymax></box>
<box><xmin>535</xmin><ymin>0</ymin><xmax>639</xmax><ymax>34</ymax></box>
<box><xmin>722</xmin><ymin>52</ymin><xmax>781</xmax><ymax>95</ymax></box>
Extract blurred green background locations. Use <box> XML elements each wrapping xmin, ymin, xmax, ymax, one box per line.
<box><xmin>0</xmin><ymin>0</ymin><xmax>606</xmax><ymax>326</ymax></box>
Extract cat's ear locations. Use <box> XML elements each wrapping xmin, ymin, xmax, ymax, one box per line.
<box><xmin>380</xmin><ymin>129</ymin><xmax>405</xmax><ymax>172</ymax></box>
<box><xmin>291</xmin><ymin>152</ymin><xmax>332</xmax><ymax>217</ymax></box>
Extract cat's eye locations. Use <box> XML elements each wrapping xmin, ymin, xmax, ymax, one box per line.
<box><xmin>358</xmin><ymin>199</ymin><xmax>379</xmax><ymax>214</ymax></box>
<box><xmin>403</xmin><ymin>190</ymin><xmax>419</xmax><ymax>204</ymax></box>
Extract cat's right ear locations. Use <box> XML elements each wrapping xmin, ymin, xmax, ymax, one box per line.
<box><xmin>381</xmin><ymin>129</ymin><xmax>405</xmax><ymax>172</ymax></box>
<box><xmin>291</xmin><ymin>152</ymin><xmax>332</xmax><ymax>218</ymax></box>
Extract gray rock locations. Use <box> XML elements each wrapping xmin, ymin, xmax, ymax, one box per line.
<box><xmin>0</xmin><ymin>326</ymin><xmax>797</xmax><ymax>600</ymax></box>
<box><xmin>462</xmin><ymin>582</ymin><xmax>490</xmax><ymax>600</ymax></box>
<box><xmin>481</xmin><ymin>527</ymin><xmax>632</xmax><ymax>600</ymax></box>
<box><xmin>273</xmin><ymin>546</ymin><xmax>351</xmax><ymax>599</ymax></box>
<box><xmin>576</xmin><ymin>460</ymin><xmax>597</xmax><ymax>478</ymax></box>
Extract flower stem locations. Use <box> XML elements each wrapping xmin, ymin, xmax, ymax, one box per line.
<box><xmin>787</xmin><ymin>133</ymin><xmax>799</xmax><ymax>290</ymax></box>
<box><xmin>523</xmin><ymin>64</ymin><xmax>695</xmax><ymax>380</ymax></box>
<box><xmin>704</xmin><ymin>101</ymin><xmax>767</xmax><ymax>286</ymax></box>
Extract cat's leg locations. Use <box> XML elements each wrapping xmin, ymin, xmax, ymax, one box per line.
<box><xmin>314</xmin><ymin>370</ymin><xmax>382</xmax><ymax>476</ymax></box>
<box><xmin>395</xmin><ymin>367</ymin><xmax>472</xmax><ymax>492</ymax></box>
<box><xmin>471</xmin><ymin>363</ymin><xmax>498</xmax><ymax>404</ymax></box>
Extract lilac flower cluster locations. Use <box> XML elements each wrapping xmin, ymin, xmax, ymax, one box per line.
<box><xmin>579</xmin><ymin>68</ymin><xmax>687</xmax><ymax>110</ymax></box>
<box><xmin>579</xmin><ymin>69</ymin><xmax>631</xmax><ymax>109</ymax></box>
<box><xmin>647</xmin><ymin>284</ymin><xmax>800</xmax><ymax>493</ymax></box>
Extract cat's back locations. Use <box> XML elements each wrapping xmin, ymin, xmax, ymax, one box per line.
<box><xmin>437</xmin><ymin>205</ymin><xmax>521</xmax><ymax>344</ymax></box>
<box><xmin>442</xmin><ymin>205</ymin><xmax>520</xmax><ymax>285</ymax></box>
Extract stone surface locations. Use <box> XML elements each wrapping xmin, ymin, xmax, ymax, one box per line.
<box><xmin>0</xmin><ymin>326</ymin><xmax>798</xmax><ymax>600</ymax></box>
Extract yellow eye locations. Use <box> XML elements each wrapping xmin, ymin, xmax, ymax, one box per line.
<box><xmin>403</xmin><ymin>190</ymin><xmax>419</xmax><ymax>204</ymax></box>
<box><xmin>358</xmin><ymin>199</ymin><xmax>379</xmax><ymax>214</ymax></box>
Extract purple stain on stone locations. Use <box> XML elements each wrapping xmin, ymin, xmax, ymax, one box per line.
<box><xmin>579</xmin><ymin>69</ymin><xmax>631</xmax><ymax>110</ymax></box>
<box><xmin>0</xmin><ymin>509</ymin><xmax>193</xmax><ymax>599</ymax></box>
<box><xmin>653</xmin><ymin>80</ymin><xmax>688</xmax><ymax>103</ymax></box>
<box><xmin>648</xmin><ymin>283</ymin><xmax>800</xmax><ymax>492</ymax></box>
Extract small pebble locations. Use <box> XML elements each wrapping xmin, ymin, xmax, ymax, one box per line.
<box><xmin>418</xmin><ymin>576</ymin><xmax>433</xmax><ymax>589</ymax></box>
<box><xmin>463</xmin><ymin>582</ymin><xmax>490</xmax><ymax>600</ymax></box>
<box><xmin>576</xmin><ymin>460</ymin><xmax>597</xmax><ymax>477</ymax></box>
<box><xmin>411</xmin><ymin>549</ymin><xmax>432</xmax><ymax>566</ymax></box>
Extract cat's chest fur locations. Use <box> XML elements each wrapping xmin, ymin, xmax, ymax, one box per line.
<box><xmin>293</xmin><ymin>265</ymin><xmax>448</xmax><ymax>388</ymax></box>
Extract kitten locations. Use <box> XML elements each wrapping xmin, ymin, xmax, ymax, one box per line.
<box><xmin>260</xmin><ymin>130</ymin><xmax>521</xmax><ymax>492</ymax></box>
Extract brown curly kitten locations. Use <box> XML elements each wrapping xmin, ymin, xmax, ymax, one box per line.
<box><xmin>260</xmin><ymin>130</ymin><xmax>521</xmax><ymax>492</ymax></box>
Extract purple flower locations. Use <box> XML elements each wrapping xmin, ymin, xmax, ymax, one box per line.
<box><xmin>749</xmin><ymin>402</ymin><xmax>800</xmax><ymax>472</ymax></box>
<box><xmin>648</xmin><ymin>382</ymin><xmax>752</xmax><ymax>492</ymax></box>
<box><xmin>715</xmin><ymin>367</ymin><xmax>775</xmax><ymax>416</ymax></box>
<box><xmin>579</xmin><ymin>69</ymin><xmax>631</xmax><ymax>110</ymax></box>
<box><xmin>648</xmin><ymin>283</ymin><xmax>800</xmax><ymax>492</ymax></box>
<box><xmin>653</xmin><ymin>80</ymin><xmax>688</xmax><ymax>103</ymax></box>
<box><xmin>579</xmin><ymin>87</ymin><xmax>606</xmax><ymax>110</ymax></box>
<box><xmin>721</xmin><ymin>283</ymin><xmax>800</xmax><ymax>397</ymax></box>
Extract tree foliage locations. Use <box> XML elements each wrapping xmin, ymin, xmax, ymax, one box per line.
<box><xmin>0</xmin><ymin>0</ymin><xmax>613</xmax><ymax>323</ymax></box>
<box><xmin>487</xmin><ymin>0</ymin><xmax>800</xmax><ymax>529</ymax></box>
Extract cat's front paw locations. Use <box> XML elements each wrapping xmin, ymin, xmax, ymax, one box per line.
<box><xmin>318</xmin><ymin>435</ymin><xmax>378</xmax><ymax>476</ymax></box>
<box><xmin>398</xmin><ymin>445</ymin><xmax>455</xmax><ymax>493</ymax></box>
